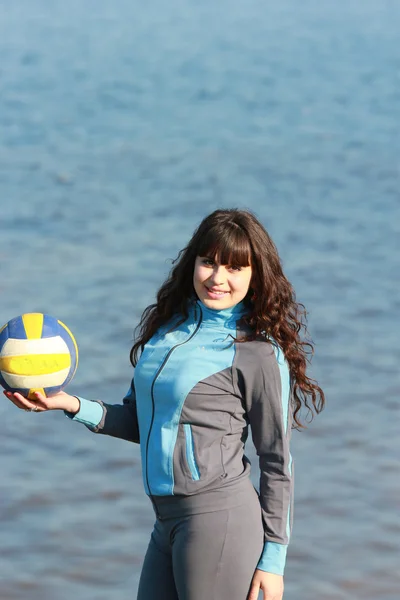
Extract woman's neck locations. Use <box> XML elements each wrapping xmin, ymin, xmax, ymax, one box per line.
<box><xmin>194</xmin><ymin>299</ymin><xmax>248</xmax><ymax>327</ymax></box>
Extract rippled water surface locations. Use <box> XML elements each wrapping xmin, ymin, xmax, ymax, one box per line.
<box><xmin>1</xmin><ymin>1</ymin><xmax>399</xmax><ymax>599</ymax></box>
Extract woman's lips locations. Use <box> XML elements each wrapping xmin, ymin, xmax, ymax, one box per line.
<box><xmin>205</xmin><ymin>286</ymin><xmax>229</xmax><ymax>299</ymax></box>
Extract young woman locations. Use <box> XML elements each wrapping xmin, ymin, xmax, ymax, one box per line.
<box><xmin>5</xmin><ymin>209</ymin><xmax>325</xmax><ymax>600</ymax></box>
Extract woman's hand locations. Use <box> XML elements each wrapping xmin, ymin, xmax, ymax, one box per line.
<box><xmin>247</xmin><ymin>570</ymin><xmax>284</xmax><ymax>600</ymax></box>
<box><xmin>3</xmin><ymin>389</ymin><xmax>80</xmax><ymax>414</ymax></box>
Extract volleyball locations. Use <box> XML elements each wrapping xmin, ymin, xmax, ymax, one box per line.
<box><xmin>0</xmin><ymin>313</ymin><xmax>78</xmax><ymax>400</ymax></box>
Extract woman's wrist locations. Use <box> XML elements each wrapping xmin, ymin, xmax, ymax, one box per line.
<box><xmin>65</xmin><ymin>395</ymin><xmax>81</xmax><ymax>415</ymax></box>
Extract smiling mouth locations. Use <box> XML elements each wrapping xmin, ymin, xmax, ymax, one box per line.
<box><xmin>206</xmin><ymin>287</ymin><xmax>229</xmax><ymax>295</ymax></box>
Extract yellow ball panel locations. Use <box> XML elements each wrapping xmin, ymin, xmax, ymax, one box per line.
<box><xmin>0</xmin><ymin>353</ymin><xmax>71</xmax><ymax>375</ymax></box>
<box><xmin>28</xmin><ymin>388</ymin><xmax>45</xmax><ymax>400</ymax></box>
<box><xmin>22</xmin><ymin>313</ymin><xmax>44</xmax><ymax>340</ymax></box>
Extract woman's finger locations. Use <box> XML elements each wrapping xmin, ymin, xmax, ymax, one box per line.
<box><xmin>3</xmin><ymin>390</ymin><xmax>28</xmax><ymax>410</ymax></box>
<box><xmin>3</xmin><ymin>390</ymin><xmax>46</xmax><ymax>412</ymax></box>
<box><xmin>31</xmin><ymin>391</ymin><xmax>51</xmax><ymax>407</ymax></box>
<box><xmin>14</xmin><ymin>391</ymin><xmax>47</xmax><ymax>408</ymax></box>
<box><xmin>247</xmin><ymin>582</ymin><xmax>261</xmax><ymax>600</ymax></box>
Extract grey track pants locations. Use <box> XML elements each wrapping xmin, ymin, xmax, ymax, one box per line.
<box><xmin>137</xmin><ymin>480</ymin><xmax>264</xmax><ymax>600</ymax></box>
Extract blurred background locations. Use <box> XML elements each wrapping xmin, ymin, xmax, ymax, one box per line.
<box><xmin>0</xmin><ymin>1</ymin><xmax>399</xmax><ymax>599</ymax></box>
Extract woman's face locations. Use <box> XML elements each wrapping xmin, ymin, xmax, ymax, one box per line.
<box><xmin>193</xmin><ymin>256</ymin><xmax>252</xmax><ymax>310</ymax></box>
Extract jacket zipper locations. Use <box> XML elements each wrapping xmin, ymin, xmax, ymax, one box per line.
<box><xmin>146</xmin><ymin>305</ymin><xmax>203</xmax><ymax>517</ymax></box>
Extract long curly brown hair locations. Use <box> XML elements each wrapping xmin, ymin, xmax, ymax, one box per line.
<box><xmin>131</xmin><ymin>208</ymin><xmax>325</xmax><ymax>427</ymax></box>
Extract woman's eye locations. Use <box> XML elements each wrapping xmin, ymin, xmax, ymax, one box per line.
<box><xmin>229</xmin><ymin>265</ymin><xmax>242</xmax><ymax>273</ymax></box>
<box><xmin>202</xmin><ymin>258</ymin><xmax>214</xmax><ymax>266</ymax></box>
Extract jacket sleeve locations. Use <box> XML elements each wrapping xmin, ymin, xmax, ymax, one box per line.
<box><xmin>240</xmin><ymin>341</ymin><xmax>294</xmax><ymax>576</ymax></box>
<box><xmin>64</xmin><ymin>378</ymin><xmax>140</xmax><ymax>443</ymax></box>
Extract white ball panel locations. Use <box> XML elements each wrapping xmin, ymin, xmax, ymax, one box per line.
<box><xmin>1</xmin><ymin>367</ymin><xmax>71</xmax><ymax>389</ymax></box>
<box><xmin>1</xmin><ymin>336</ymin><xmax>70</xmax><ymax>357</ymax></box>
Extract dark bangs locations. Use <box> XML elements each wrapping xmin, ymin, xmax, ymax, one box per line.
<box><xmin>196</xmin><ymin>223</ymin><xmax>252</xmax><ymax>267</ymax></box>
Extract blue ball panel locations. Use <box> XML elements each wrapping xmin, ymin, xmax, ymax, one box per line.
<box><xmin>43</xmin><ymin>383</ymin><xmax>66</xmax><ymax>396</ymax></box>
<box><xmin>42</xmin><ymin>314</ymin><xmax>60</xmax><ymax>339</ymax></box>
<box><xmin>0</xmin><ymin>371</ymin><xmax>12</xmax><ymax>393</ymax></box>
<box><xmin>0</xmin><ymin>325</ymin><xmax>9</xmax><ymax>350</ymax></box>
<box><xmin>7</xmin><ymin>316</ymin><xmax>27</xmax><ymax>340</ymax></box>
<box><xmin>57</xmin><ymin>323</ymin><xmax>77</xmax><ymax>360</ymax></box>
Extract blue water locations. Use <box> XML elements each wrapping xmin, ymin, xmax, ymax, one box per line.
<box><xmin>1</xmin><ymin>1</ymin><xmax>399</xmax><ymax>598</ymax></box>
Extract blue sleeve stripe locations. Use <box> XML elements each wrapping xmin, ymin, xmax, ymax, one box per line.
<box><xmin>272</xmin><ymin>344</ymin><xmax>291</xmax><ymax>434</ymax></box>
<box><xmin>64</xmin><ymin>397</ymin><xmax>103</xmax><ymax>428</ymax></box>
<box><xmin>272</xmin><ymin>344</ymin><xmax>293</xmax><ymax>542</ymax></box>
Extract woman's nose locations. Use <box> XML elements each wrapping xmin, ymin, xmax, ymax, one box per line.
<box><xmin>210</xmin><ymin>266</ymin><xmax>226</xmax><ymax>284</ymax></box>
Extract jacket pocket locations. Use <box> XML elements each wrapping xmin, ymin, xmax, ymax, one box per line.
<box><xmin>183</xmin><ymin>424</ymin><xmax>200</xmax><ymax>481</ymax></box>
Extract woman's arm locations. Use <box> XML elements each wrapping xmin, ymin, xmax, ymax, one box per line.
<box><xmin>65</xmin><ymin>379</ymin><xmax>140</xmax><ymax>443</ymax></box>
<box><xmin>239</xmin><ymin>341</ymin><xmax>293</xmax><ymax>588</ymax></box>
<box><xmin>4</xmin><ymin>378</ymin><xmax>140</xmax><ymax>444</ymax></box>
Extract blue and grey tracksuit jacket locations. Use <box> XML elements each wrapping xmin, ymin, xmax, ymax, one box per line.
<box><xmin>67</xmin><ymin>300</ymin><xmax>294</xmax><ymax>576</ymax></box>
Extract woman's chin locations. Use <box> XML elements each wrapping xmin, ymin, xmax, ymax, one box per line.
<box><xmin>200</xmin><ymin>295</ymin><xmax>234</xmax><ymax>310</ymax></box>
